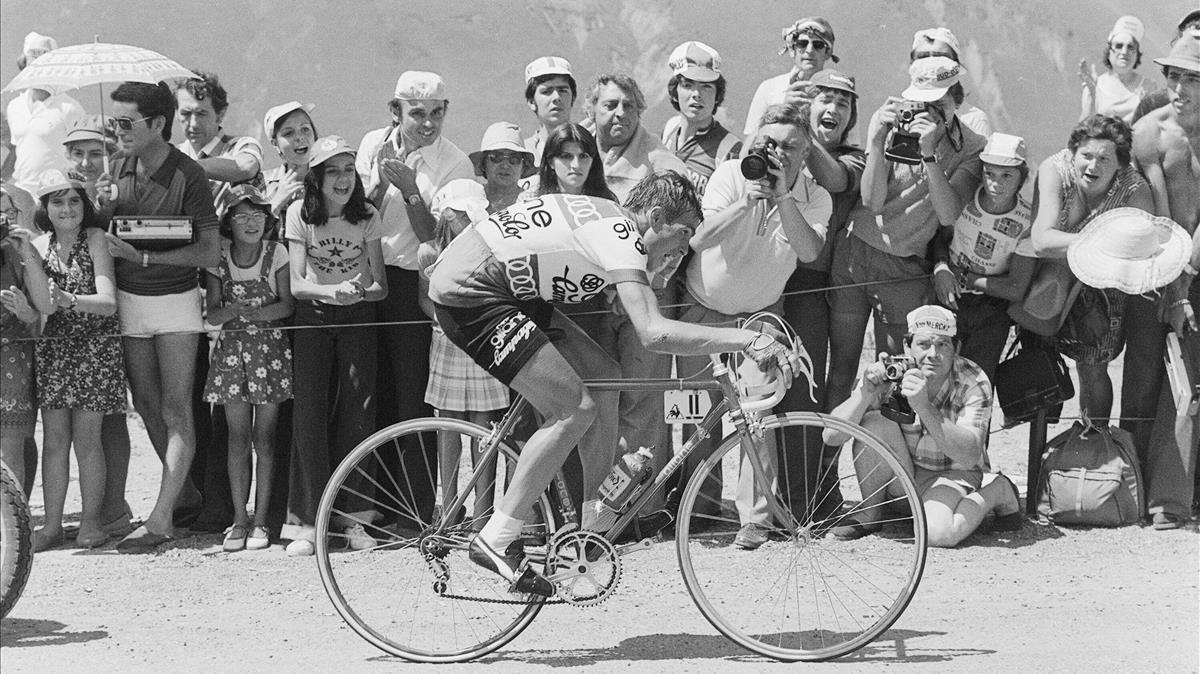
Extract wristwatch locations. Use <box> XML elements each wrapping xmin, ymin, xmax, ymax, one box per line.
<box><xmin>403</xmin><ymin>192</ymin><xmax>423</xmax><ymax>207</ymax></box>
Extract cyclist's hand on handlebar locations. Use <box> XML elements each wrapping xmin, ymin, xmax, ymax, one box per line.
<box><xmin>742</xmin><ymin>330</ymin><xmax>799</xmax><ymax>389</ymax></box>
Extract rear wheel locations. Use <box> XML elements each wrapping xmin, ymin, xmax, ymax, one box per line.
<box><xmin>676</xmin><ymin>412</ymin><xmax>927</xmax><ymax>661</ymax></box>
<box><xmin>315</xmin><ymin>418</ymin><xmax>559</xmax><ymax>663</ymax></box>
<box><xmin>1</xmin><ymin>461</ymin><xmax>33</xmax><ymax>618</ymax></box>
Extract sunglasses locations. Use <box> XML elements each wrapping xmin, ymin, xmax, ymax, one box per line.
<box><xmin>231</xmin><ymin>211</ymin><xmax>269</xmax><ymax>227</ymax></box>
<box><xmin>1109</xmin><ymin>42</ymin><xmax>1137</xmax><ymax>52</ymax></box>
<box><xmin>486</xmin><ymin>152</ymin><xmax>525</xmax><ymax>165</ymax></box>
<box><xmin>106</xmin><ymin>115</ymin><xmax>153</xmax><ymax>132</ymax></box>
<box><xmin>913</xmin><ymin>51</ymin><xmax>955</xmax><ymax>60</ymax></box>
<box><xmin>793</xmin><ymin>38</ymin><xmax>827</xmax><ymax>52</ymax></box>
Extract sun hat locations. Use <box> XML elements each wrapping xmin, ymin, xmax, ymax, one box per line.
<box><xmin>780</xmin><ymin>17</ymin><xmax>839</xmax><ymax>62</ymax></box>
<box><xmin>907</xmin><ymin>305</ymin><xmax>957</xmax><ymax>337</ymax></box>
<box><xmin>1153</xmin><ymin>33</ymin><xmax>1200</xmax><ymax>73</ymax></box>
<box><xmin>902</xmin><ymin>56</ymin><xmax>965</xmax><ymax>102</ymax></box>
<box><xmin>979</xmin><ymin>133</ymin><xmax>1028</xmax><ymax>167</ymax></box>
<box><xmin>34</xmin><ymin>169</ymin><xmax>84</xmax><ymax>198</ymax></box>
<box><xmin>809</xmin><ymin>69</ymin><xmax>857</xmax><ymax>97</ymax></box>
<box><xmin>394</xmin><ymin>71</ymin><xmax>447</xmax><ymax>101</ymax></box>
<box><xmin>1068</xmin><ymin>207</ymin><xmax>1190</xmax><ymax>294</ymax></box>
<box><xmin>525</xmin><ymin>56</ymin><xmax>573</xmax><ymax>85</ymax></box>
<box><xmin>668</xmin><ymin>41</ymin><xmax>722</xmax><ymax>83</ymax></box>
<box><xmin>221</xmin><ymin>184</ymin><xmax>271</xmax><ymax>211</ymax></box>
<box><xmin>263</xmin><ymin>101</ymin><xmax>315</xmax><ymax>139</ymax></box>
<box><xmin>912</xmin><ymin>27</ymin><xmax>961</xmax><ymax>58</ymax></box>
<box><xmin>431</xmin><ymin>179</ymin><xmax>489</xmax><ymax>225</ymax></box>
<box><xmin>22</xmin><ymin>32</ymin><xmax>56</xmax><ymax>59</ymax></box>
<box><xmin>307</xmin><ymin>135</ymin><xmax>356</xmax><ymax>168</ymax></box>
<box><xmin>1108</xmin><ymin>15</ymin><xmax>1145</xmax><ymax>44</ymax></box>
<box><xmin>63</xmin><ymin>115</ymin><xmax>115</xmax><ymax>146</ymax></box>
<box><xmin>469</xmin><ymin>122</ymin><xmax>535</xmax><ymax>178</ymax></box>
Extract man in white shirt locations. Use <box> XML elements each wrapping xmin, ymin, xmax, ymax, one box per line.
<box><xmin>7</xmin><ymin>31</ymin><xmax>86</xmax><ymax>194</ymax></box>
<box><xmin>676</xmin><ymin>103</ymin><xmax>832</xmax><ymax>549</ymax></box>
<box><xmin>356</xmin><ymin>71</ymin><xmax>475</xmax><ymax>526</ymax></box>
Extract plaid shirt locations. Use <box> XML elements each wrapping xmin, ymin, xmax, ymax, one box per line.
<box><xmin>875</xmin><ymin>356</ymin><xmax>993</xmax><ymax>472</ymax></box>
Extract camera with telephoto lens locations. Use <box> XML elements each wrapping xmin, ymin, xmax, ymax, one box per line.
<box><xmin>740</xmin><ymin>136</ymin><xmax>779</xmax><ymax>186</ymax></box>
<box><xmin>880</xmin><ymin>355</ymin><xmax>917</xmax><ymax>424</ymax></box>
<box><xmin>883</xmin><ymin>99</ymin><xmax>931</xmax><ymax>166</ymax></box>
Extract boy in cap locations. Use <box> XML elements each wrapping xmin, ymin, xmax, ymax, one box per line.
<box><xmin>661</xmin><ymin>41</ymin><xmax>742</xmax><ymax>196</ymax></box>
<box><xmin>523</xmin><ymin>56</ymin><xmax>576</xmax><ymax>166</ymax></box>
<box><xmin>931</xmin><ymin>132</ymin><xmax>1034</xmax><ymax>380</ymax></box>
<box><xmin>1131</xmin><ymin>30</ymin><xmax>1200</xmax><ymax>529</ymax></box>
<box><xmin>910</xmin><ymin>27</ymin><xmax>993</xmax><ymax>137</ymax></box>
<box><xmin>744</xmin><ymin>17</ymin><xmax>838</xmax><ymax>138</ymax></box>
<box><xmin>826</xmin><ymin>57</ymin><xmax>985</xmax><ymax>424</ymax></box>
<box><xmin>824</xmin><ymin>305</ymin><xmax>1020</xmax><ymax>547</ymax></box>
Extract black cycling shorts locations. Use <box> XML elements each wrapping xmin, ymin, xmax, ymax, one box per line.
<box><xmin>433</xmin><ymin>298</ymin><xmax>556</xmax><ymax>385</ymax></box>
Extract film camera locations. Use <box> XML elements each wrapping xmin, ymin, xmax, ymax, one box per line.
<box><xmin>0</xmin><ymin>212</ymin><xmax>10</xmax><ymax>241</ymax></box>
<box><xmin>740</xmin><ymin>136</ymin><xmax>779</xmax><ymax>186</ymax></box>
<box><xmin>883</xmin><ymin>99</ymin><xmax>932</xmax><ymax>165</ymax></box>
<box><xmin>880</xmin><ymin>355</ymin><xmax>918</xmax><ymax>424</ymax></box>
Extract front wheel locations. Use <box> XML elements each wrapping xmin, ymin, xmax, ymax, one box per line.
<box><xmin>315</xmin><ymin>417</ymin><xmax>560</xmax><ymax>663</ymax></box>
<box><xmin>676</xmin><ymin>412</ymin><xmax>927</xmax><ymax>661</ymax></box>
<box><xmin>1</xmin><ymin>461</ymin><xmax>33</xmax><ymax>618</ymax></box>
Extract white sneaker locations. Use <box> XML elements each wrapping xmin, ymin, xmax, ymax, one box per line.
<box><xmin>344</xmin><ymin>523</ymin><xmax>376</xmax><ymax>551</ymax></box>
<box><xmin>285</xmin><ymin>538</ymin><xmax>314</xmax><ymax>557</ymax></box>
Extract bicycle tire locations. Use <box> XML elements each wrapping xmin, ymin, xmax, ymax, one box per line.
<box><xmin>315</xmin><ymin>417</ymin><xmax>559</xmax><ymax>663</ymax></box>
<box><xmin>1</xmin><ymin>461</ymin><xmax>33</xmax><ymax>618</ymax></box>
<box><xmin>676</xmin><ymin>412</ymin><xmax>927</xmax><ymax>661</ymax></box>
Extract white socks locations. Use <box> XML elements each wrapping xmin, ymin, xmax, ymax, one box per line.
<box><xmin>479</xmin><ymin>510</ymin><xmax>524</xmax><ymax>550</ymax></box>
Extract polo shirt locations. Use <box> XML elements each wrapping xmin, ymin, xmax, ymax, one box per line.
<box><xmin>355</xmin><ymin>129</ymin><xmax>474</xmax><ymax>270</ymax></box>
<box><xmin>661</xmin><ymin>115</ymin><xmax>742</xmax><ymax>196</ymax></box>
<box><xmin>110</xmin><ymin>145</ymin><xmax>219</xmax><ymax>295</ymax></box>
<box><xmin>581</xmin><ymin>122</ymin><xmax>687</xmax><ymax>204</ymax></box>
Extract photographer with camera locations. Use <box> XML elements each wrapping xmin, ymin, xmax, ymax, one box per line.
<box><xmin>827</xmin><ymin>56</ymin><xmax>985</xmax><ymax>423</ymax></box>
<box><xmin>676</xmin><ymin>102</ymin><xmax>831</xmax><ymax>549</ymax></box>
<box><xmin>824</xmin><ymin>305</ymin><xmax>1020</xmax><ymax>548</ymax></box>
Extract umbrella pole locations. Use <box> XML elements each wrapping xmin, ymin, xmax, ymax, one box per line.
<box><xmin>98</xmin><ymin>81</ymin><xmax>109</xmax><ymax>176</ymax></box>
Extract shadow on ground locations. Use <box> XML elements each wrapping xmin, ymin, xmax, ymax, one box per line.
<box><xmin>0</xmin><ymin>618</ymin><xmax>108</xmax><ymax>647</ymax></box>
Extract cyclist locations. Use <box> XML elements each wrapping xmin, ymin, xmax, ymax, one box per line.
<box><xmin>427</xmin><ymin>170</ymin><xmax>801</xmax><ymax>595</ymax></box>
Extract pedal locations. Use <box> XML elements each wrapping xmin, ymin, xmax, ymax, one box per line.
<box><xmin>616</xmin><ymin>537</ymin><xmax>656</xmax><ymax>556</ymax></box>
<box><xmin>508</xmin><ymin>563</ymin><xmax>555</xmax><ymax>597</ymax></box>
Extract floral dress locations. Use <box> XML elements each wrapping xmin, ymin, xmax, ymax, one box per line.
<box><xmin>1</xmin><ymin>246</ymin><xmax>36</xmax><ymax>431</ymax></box>
<box><xmin>36</xmin><ymin>231</ymin><xmax>127</xmax><ymax>413</ymax></box>
<box><xmin>203</xmin><ymin>240</ymin><xmax>293</xmax><ymax>405</ymax></box>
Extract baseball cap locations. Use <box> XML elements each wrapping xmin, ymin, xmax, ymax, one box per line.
<box><xmin>431</xmin><ymin>179</ymin><xmax>489</xmax><ymax>224</ymax></box>
<box><xmin>781</xmin><ymin>17</ymin><xmax>839</xmax><ymax>62</ymax></box>
<box><xmin>34</xmin><ymin>169</ymin><xmax>84</xmax><ymax>198</ymax></box>
<box><xmin>907</xmin><ymin>305</ymin><xmax>957</xmax><ymax>337</ymax></box>
<box><xmin>979</xmin><ymin>133</ymin><xmax>1028</xmax><ymax>167</ymax></box>
<box><xmin>394</xmin><ymin>71</ymin><xmax>447</xmax><ymax>101</ymax></box>
<box><xmin>809</xmin><ymin>69</ymin><xmax>857</xmax><ymax>97</ymax></box>
<box><xmin>221</xmin><ymin>184</ymin><xmax>271</xmax><ymax>211</ymax></box>
<box><xmin>1154</xmin><ymin>32</ymin><xmax>1200</xmax><ymax>74</ymax></box>
<box><xmin>22</xmin><ymin>32</ymin><xmax>56</xmax><ymax>59</ymax></box>
<box><xmin>902</xmin><ymin>56</ymin><xmax>965</xmax><ymax>102</ymax></box>
<box><xmin>63</xmin><ymin>115</ymin><xmax>115</xmax><ymax>146</ymax></box>
<box><xmin>525</xmin><ymin>56</ymin><xmax>573</xmax><ymax>84</ymax></box>
<box><xmin>307</xmin><ymin>135</ymin><xmax>356</xmax><ymax>168</ymax></box>
<box><xmin>1108</xmin><ymin>15</ymin><xmax>1145</xmax><ymax>44</ymax></box>
<box><xmin>668</xmin><ymin>41</ymin><xmax>722</xmax><ymax>83</ymax></box>
<box><xmin>263</xmin><ymin>101</ymin><xmax>315</xmax><ymax>139</ymax></box>
<box><xmin>912</xmin><ymin>27</ymin><xmax>961</xmax><ymax>58</ymax></box>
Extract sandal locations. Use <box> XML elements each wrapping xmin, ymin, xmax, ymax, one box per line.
<box><xmin>223</xmin><ymin>523</ymin><xmax>250</xmax><ymax>552</ymax></box>
<box><xmin>246</xmin><ymin>525</ymin><xmax>271</xmax><ymax>550</ymax></box>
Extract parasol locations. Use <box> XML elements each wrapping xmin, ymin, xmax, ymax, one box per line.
<box><xmin>2</xmin><ymin>41</ymin><xmax>196</xmax><ymax>94</ymax></box>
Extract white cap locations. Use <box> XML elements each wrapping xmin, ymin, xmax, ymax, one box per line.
<box><xmin>979</xmin><ymin>133</ymin><xmax>1028</xmax><ymax>167</ymax></box>
<box><xmin>1108</xmin><ymin>15</ymin><xmax>1145</xmax><ymax>44</ymax></box>
<box><xmin>667</xmin><ymin>41</ymin><xmax>722</xmax><ymax>82</ymax></box>
<box><xmin>907</xmin><ymin>305</ymin><xmax>957</xmax><ymax>337</ymax></box>
<box><xmin>394</xmin><ymin>71</ymin><xmax>447</xmax><ymax>101</ymax></box>
<box><xmin>22</xmin><ymin>32</ymin><xmax>56</xmax><ymax>59</ymax></box>
<box><xmin>431</xmin><ymin>179</ymin><xmax>489</xmax><ymax>224</ymax></box>
<box><xmin>902</xmin><ymin>56</ymin><xmax>965</xmax><ymax>102</ymax></box>
<box><xmin>263</xmin><ymin>101</ymin><xmax>315</xmax><ymax>139</ymax></box>
<box><xmin>912</xmin><ymin>27</ymin><xmax>961</xmax><ymax>57</ymax></box>
<box><xmin>525</xmin><ymin>56</ymin><xmax>573</xmax><ymax>84</ymax></box>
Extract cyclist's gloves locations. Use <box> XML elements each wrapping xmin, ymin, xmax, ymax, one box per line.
<box><xmin>742</xmin><ymin>329</ymin><xmax>800</xmax><ymax>389</ymax></box>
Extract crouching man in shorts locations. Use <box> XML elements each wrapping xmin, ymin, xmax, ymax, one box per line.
<box><xmin>822</xmin><ymin>305</ymin><xmax>1020</xmax><ymax>548</ymax></box>
<box><xmin>427</xmin><ymin>171</ymin><xmax>800</xmax><ymax>594</ymax></box>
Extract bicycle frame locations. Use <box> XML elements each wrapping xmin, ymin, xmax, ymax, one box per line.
<box><xmin>434</xmin><ymin>355</ymin><xmax>797</xmax><ymax>542</ymax></box>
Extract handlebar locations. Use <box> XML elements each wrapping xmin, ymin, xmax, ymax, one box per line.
<box><xmin>711</xmin><ymin>311</ymin><xmax>816</xmax><ymax>415</ymax></box>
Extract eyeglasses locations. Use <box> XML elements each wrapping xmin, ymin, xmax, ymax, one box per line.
<box><xmin>106</xmin><ymin>115</ymin><xmax>153</xmax><ymax>132</ymax></box>
<box><xmin>230</xmin><ymin>211</ymin><xmax>268</xmax><ymax>227</ymax></box>
<box><xmin>793</xmin><ymin>38</ymin><xmax>827</xmax><ymax>52</ymax></box>
<box><xmin>1109</xmin><ymin>42</ymin><xmax>1137</xmax><ymax>52</ymax></box>
<box><xmin>487</xmin><ymin>153</ymin><xmax>525</xmax><ymax>165</ymax></box>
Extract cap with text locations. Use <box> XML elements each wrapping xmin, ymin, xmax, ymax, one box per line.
<box><xmin>809</xmin><ymin>69</ymin><xmax>857</xmax><ymax>97</ymax></box>
<box><xmin>307</xmin><ymin>135</ymin><xmax>356</xmax><ymax>168</ymax></box>
<box><xmin>907</xmin><ymin>305</ymin><xmax>957</xmax><ymax>337</ymax></box>
<box><xmin>668</xmin><ymin>41</ymin><xmax>722</xmax><ymax>83</ymax></box>
<box><xmin>903</xmin><ymin>56</ymin><xmax>965</xmax><ymax>102</ymax></box>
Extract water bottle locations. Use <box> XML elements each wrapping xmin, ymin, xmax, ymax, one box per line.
<box><xmin>593</xmin><ymin>447</ymin><xmax>655</xmax><ymax>530</ymax></box>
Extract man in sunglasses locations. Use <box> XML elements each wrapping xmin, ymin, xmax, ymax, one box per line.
<box><xmin>97</xmin><ymin>81</ymin><xmax>221</xmax><ymax>553</ymax></box>
<box><xmin>744</xmin><ymin>17</ymin><xmax>838</xmax><ymax>139</ymax></box>
<box><xmin>355</xmin><ymin>71</ymin><xmax>475</xmax><ymax>526</ymax></box>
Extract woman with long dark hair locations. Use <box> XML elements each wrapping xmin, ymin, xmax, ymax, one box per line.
<box><xmin>537</xmin><ymin>123</ymin><xmax>618</xmax><ymax>202</ymax></box>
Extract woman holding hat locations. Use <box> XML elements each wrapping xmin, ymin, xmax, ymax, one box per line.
<box><xmin>470</xmin><ymin>122</ymin><xmax>535</xmax><ymax>213</ymax></box>
<box><xmin>282</xmin><ymin>135</ymin><xmax>386</xmax><ymax>556</ymax></box>
<box><xmin>30</xmin><ymin>169</ymin><xmax>126</xmax><ymax>550</ymax></box>
<box><xmin>1080</xmin><ymin>15</ymin><xmax>1149</xmax><ymax>123</ymax></box>
<box><xmin>1030</xmin><ymin>115</ymin><xmax>1154</xmax><ymax>421</ymax></box>
<box><xmin>262</xmin><ymin>102</ymin><xmax>318</xmax><ymax>218</ymax></box>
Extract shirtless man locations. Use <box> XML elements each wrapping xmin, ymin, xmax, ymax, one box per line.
<box><xmin>1131</xmin><ymin>33</ymin><xmax>1200</xmax><ymax>529</ymax></box>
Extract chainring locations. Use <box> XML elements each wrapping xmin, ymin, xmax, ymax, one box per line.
<box><xmin>545</xmin><ymin>529</ymin><xmax>622</xmax><ymax>607</ymax></box>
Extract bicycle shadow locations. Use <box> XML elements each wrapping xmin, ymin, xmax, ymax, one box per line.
<box><xmin>0</xmin><ymin>618</ymin><xmax>108</xmax><ymax>647</ymax></box>
<box><xmin>444</xmin><ymin>628</ymin><xmax>991</xmax><ymax>667</ymax></box>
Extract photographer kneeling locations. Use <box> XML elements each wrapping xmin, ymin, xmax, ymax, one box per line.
<box><xmin>823</xmin><ymin>305</ymin><xmax>1020</xmax><ymax>547</ymax></box>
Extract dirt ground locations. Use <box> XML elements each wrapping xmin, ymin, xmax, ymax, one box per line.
<box><xmin>2</xmin><ymin>363</ymin><xmax>1198</xmax><ymax>672</ymax></box>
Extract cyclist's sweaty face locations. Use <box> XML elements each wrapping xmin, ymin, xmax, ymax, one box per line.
<box><xmin>643</xmin><ymin>210</ymin><xmax>699</xmax><ymax>289</ymax></box>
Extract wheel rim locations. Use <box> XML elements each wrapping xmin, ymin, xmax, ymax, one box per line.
<box><xmin>675</xmin><ymin>412</ymin><xmax>927</xmax><ymax>661</ymax></box>
<box><xmin>315</xmin><ymin>418</ymin><xmax>556</xmax><ymax>663</ymax></box>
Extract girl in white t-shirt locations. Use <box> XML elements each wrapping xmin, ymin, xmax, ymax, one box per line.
<box><xmin>203</xmin><ymin>185</ymin><xmax>294</xmax><ymax>552</ymax></box>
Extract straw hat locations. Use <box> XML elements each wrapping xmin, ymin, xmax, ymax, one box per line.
<box><xmin>1067</xmin><ymin>207</ymin><xmax>1190</xmax><ymax>294</ymax></box>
